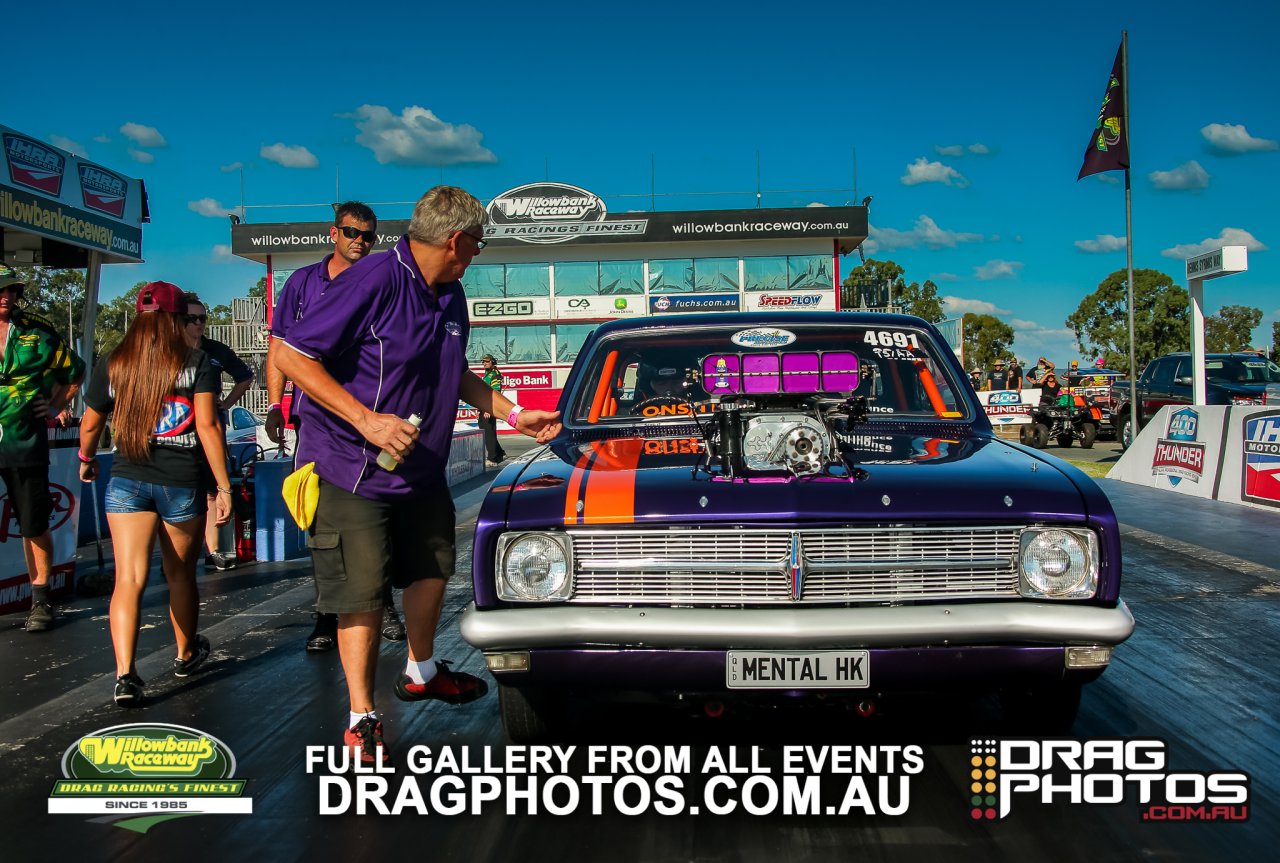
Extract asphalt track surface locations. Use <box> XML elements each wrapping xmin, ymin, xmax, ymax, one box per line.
<box><xmin>1</xmin><ymin>441</ymin><xmax>1276</xmax><ymax>863</ymax></box>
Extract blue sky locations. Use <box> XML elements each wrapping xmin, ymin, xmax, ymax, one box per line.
<box><xmin>9</xmin><ymin>0</ymin><xmax>1278</xmax><ymax>366</ymax></box>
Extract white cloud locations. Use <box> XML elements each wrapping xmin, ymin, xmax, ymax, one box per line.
<box><xmin>863</xmin><ymin>215</ymin><xmax>983</xmax><ymax>253</ymax></box>
<box><xmin>974</xmin><ymin>260</ymin><xmax>1023</xmax><ymax>280</ymax></box>
<box><xmin>221</xmin><ymin>161</ymin><xmax>244</xmax><ymax>172</ymax></box>
<box><xmin>120</xmin><ymin>122</ymin><xmax>167</xmax><ymax>148</ymax></box>
<box><xmin>1149</xmin><ymin>160</ymin><xmax>1210</xmax><ymax>191</ymax></box>
<box><xmin>1094</xmin><ymin>173</ymin><xmax>1122</xmax><ymax>185</ymax></box>
<box><xmin>93</xmin><ymin>134</ymin><xmax>111</xmax><ymax>144</ymax></box>
<box><xmin>128</xmin><ymin>149</ymin><xmax>155</xmax><ymax>164</ymax></box>
<box><xmin>189</xmin><ymin>197</ymin><xmax>239</xmax><ymax>218</ymax></box>
<box><xmin>942</xmin><ymin>296</ymin><xmax>1010</xmax><ymax>316</ymax></box>
<box><xmin>805</xmin><ymin>201</ymin><xmax>828</xmax><ymax>207</ymax></box>
<box><xmin>933</xmin><ymin>272</ymin><xmax>960</xmax><ymax>282</ymax></box>
<box><xmin>49</xmin><ymin>134</ymin><xmax>86</xmax><ymax>155</ymax></box>
<box><xmin>212</xmin><ymin>244</ymin><xmax>235</xmax><ymax>260</ymax></box>
<box><xmin>345</xmin><ymin>104</ymin><xmax>497</xmax><ymax>166</ymax></box>
<box><xmin>933</xmin><ymin>143</ymin><xmax>990</xmax><ymax>157</ymax></box>
<box><xmin>260</xmin><ymin>143</ymin><xmax>318</xmax><ymax>168</ymax></box>
<box><xmin>901</xmin><ymin>157</ymin><xmax>967</xmax><ymax>187</ymax></box>
<box><xmin>1201</xmin><ymin>123</ymin><xmax>1279</xmax><ymax>154</ymax></box>
<box><xmin>1161</xmin><ymin>227</ymin><xmax>1268</xmax><ymax>259</ymax></box>
<box><xmin>1075</xmin><ymin>233</ymin><xmax>1127</xmax><ymax>253</ymax></box>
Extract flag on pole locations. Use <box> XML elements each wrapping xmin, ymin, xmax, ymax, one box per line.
<box><xmin>1078</xmin><ymin>41</ymin><xmax>1129</xmax><ymax>180</ymax></box>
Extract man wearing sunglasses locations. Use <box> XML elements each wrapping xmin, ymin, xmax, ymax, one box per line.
<box><xmin>274</xmin><ymin>186</ymin><xmax>560</xmax><ymax>764</ymax></box>
<box><xmin>0</xmin><ymin>266</ymin><xmax>85</xmax><ymax>632</ymax></box>
<box><xmin>183</xmin><ymin>293</ymin><xmax>254</xmax><ymax>571</ymax></box>
<box><xmin>264</xmin><ymin>201</ymin><xmax>405</xmax><ymax>649</ymax></box>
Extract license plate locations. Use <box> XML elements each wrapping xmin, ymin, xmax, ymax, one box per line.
<box><xmin>726</xmin><ymin>650</ymin><xmax>870</xmax><ymax>689</ymax></box>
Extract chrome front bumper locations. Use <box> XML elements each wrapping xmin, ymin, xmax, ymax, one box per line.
<box><xmin>460</xmin><ymin>599</ymin><xmax>1136</xmax><ymax>650</ymax></box>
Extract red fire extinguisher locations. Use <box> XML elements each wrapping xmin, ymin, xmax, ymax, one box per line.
<box><xmin>234</xmin><ymin>467</ymin><xmax>256</xmax><ymax>562</ymax></box>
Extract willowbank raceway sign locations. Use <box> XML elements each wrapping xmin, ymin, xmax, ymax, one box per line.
<box><xmin>230</xmin><ymin>183</ymin><xmax>868</xmax><ymax>255</ymax></box>
<box><xmin>1</xmin><ymin>124</ymin><xmax>145</xmax><ymax>262</ymax></box>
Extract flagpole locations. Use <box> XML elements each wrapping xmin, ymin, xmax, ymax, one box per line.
<box><xmin>1122</xmin><ymin>29</ymin><xmax>1138</xmax><ymax>444</ymax></box>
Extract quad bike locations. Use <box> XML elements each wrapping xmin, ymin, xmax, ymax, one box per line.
<box><xmin>1020</xmin><ymin>394</ymin><xmax>1101</xmax><ymax>449</ymax></box>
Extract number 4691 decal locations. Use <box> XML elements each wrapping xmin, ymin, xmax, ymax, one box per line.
<box><xmin>863</xmin><ymin>330</ymin><xmax>920</xmax><ymax>349</ymax></box>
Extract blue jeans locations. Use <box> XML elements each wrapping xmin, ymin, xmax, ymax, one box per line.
<box><xmin>105</xmin><ymin>477</ymin><xmax>206</xmax><ymax>524</ymax></box>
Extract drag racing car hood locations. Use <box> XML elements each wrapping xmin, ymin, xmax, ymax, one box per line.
<box><xmin>481</xmin><ymin>427</ymin><xmax>1110</xmax><ymax>530</ymax></box>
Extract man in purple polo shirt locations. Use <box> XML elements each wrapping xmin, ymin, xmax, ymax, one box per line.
<box><xmin>265</xmin><ymin>201</ymin><xmax>406</xmax><ymax>652</ymax></box>
<box><xmin>275</xmin><ymin>185</ymin><xmax>561</xmax><ymax>764</ymax></box>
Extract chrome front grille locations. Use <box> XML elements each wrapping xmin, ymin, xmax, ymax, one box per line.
<box><xmin>567</xmin><ymin>527</ymin><xmax>1021</xmax><ymax>605</ymax></box>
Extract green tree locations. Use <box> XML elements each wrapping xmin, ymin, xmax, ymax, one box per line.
<box><xmin>961</xmin><ymin>313</ymin><xmax>1016</xmax><ymax>371</ymax></box>
<box><xmin>94</xmin><ymin>282</ymin><xmax>146</xmax><ymax>360</ymax></box>
<box><xmin>250</xmin><ymin>275</ymin><xmax>267</xmax><ymax>298</ymax></box>
<box><xmin>1066</xmin><ymin>268</ymin><xmax>1188</xmax><ymax>371</ymax></box>
<box><xmin>1205</xmin><ymin>304</ymin><xmax>1262</xmax><ymax>353</ymax></box>
<box><xmin>841</xmin><ymin>259</ymin><xmax>945</xmax><ymax>322</ymax></box>
<box><xmin>1272</xmin><ymin>321</ymin><xmax>1280</xmax><ymax>363</ymax></box>
<box><xmin>12</xmin><ymin>266</ymin><xmax>86</xmax><ymax>348</ymax></box>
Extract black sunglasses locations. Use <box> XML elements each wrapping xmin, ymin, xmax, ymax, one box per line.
<box><xmin>459</xmin><ymin>229</ymin><xmax>488</xmax><ymax>250</ymax></box>
<box><xmin>186</xmin><ymin>314</ymin><xmax>207</xmax><ymax>324</ymax></box>
<box><xmin>337</xmin><ymin>225</ymin><xmax>377</xmax><ymax>243</ymax></box>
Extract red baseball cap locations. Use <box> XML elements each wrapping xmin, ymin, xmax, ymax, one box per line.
<box><xmin>136</xmin><ymin>281</ymin><xmax>185</xmax><ymax>313</ymax></box>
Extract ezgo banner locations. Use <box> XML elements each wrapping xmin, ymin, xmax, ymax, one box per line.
<box><xmin>49</xmin><ymin>723</ymin><xmax>252</xmax><ymax>831</ymax></box>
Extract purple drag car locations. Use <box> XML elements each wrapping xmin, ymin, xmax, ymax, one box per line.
<box><xmin>461</xmin><ymin>312</ymin><xmax>1135</xmax><ymax>741</ymax></box>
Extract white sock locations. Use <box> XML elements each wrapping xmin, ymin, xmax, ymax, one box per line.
<box><xmin>403</xmin><ymin>656</ymin><xmax>438</xmax><ymax>685</ymax></box>
<box><xmin>349</xmin><ymin>710</ymin><xmax>377</xmax><ymax>729</ymax></box>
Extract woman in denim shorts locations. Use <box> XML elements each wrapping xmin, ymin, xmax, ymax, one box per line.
<box><xmin>77</xmin><ymin>282</ymin><xmax>234</xmax><ymax>707</ymax></box>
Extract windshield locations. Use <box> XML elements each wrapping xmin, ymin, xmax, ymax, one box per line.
<box><xmin>568</xmin><ymin>322</ymin><xmax>972</xmax><ymax>426</ymax></box>
<box><xmin>1207</xmin><ymin>357</ymin><xmax>1280</xmax><ymax>384</ymax></box>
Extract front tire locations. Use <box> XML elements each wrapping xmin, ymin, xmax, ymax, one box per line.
<box><xmin>1032</xmin><ymin>423</ymin><xmax>1049</xmax><ymax>448</ymax></box>
<box><xmin>1119</xmin><ymin>415</ymin><xmax>1133</xmax><ymax>449</ymax></box>
<box><xmin>499</xmin><ymin>685</ymin><xmax>566</xmax><ymax>743</ymax></box>
<box><xmin>1080</xmin><ymin>423</ymin><xmax>1098</xmax><ymax>449</ymax></box>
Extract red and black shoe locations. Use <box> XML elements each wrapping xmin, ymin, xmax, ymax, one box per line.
<box><xmin>343</xmin><ymin>715</ymin><xmax>388</xmax><ymax>765</ymax></box>
<box><xmin>394</xmin><ymin>660</ymin><xmax>489</xmax><ymax>704</ymax></box>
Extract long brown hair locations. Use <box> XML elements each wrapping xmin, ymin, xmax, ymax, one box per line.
<box><xmin>107</xmin><ymin>311</ymin><xmax>190</xmax><ymax>462</ymax></box>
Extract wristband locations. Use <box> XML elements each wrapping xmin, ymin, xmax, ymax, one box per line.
<box><xmin>506</xmin><ymin>405</ymin><xmax>524</xmax><ymax>428</ymax></box>
<box><xmin>268</xmin><ymin>403</ymin><xmax>282</xmax><ymax>412</ymax></box>
<box><xmin>217</xmin><ymin>487</ymin><xmax>233</xmax><ymax>494</ymax></box>
<box><xmin>77</xmin><ymin>451</ymin><xmax>96</xmax><ymax>463</ymax></box>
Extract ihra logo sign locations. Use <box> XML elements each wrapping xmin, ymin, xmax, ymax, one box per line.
<box><xmin>50</xmin><ymin>723</ymin><xmax>252</xmax><ymax>830</ymax></box>
<box><xmin>4</xmin><ymin>132</ymin><xmax>67</xmax><ymax>196</ymax></box>
<box><xmin>966</xmin><ymin>738</ymin><xmax>1248</xmax><ymax>822</ymax></box>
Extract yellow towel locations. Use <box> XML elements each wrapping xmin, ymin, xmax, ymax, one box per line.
<box><xmin>282</xmin><ymin>462</ymin><xmax>320</xmax><ymax>530</ymax></box>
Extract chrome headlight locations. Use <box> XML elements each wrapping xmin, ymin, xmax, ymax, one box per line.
<box><xmin>497</xmin><ymin>533</ymin><xmax>572</xmax><ymax>601</ymax></box>
<box><xmin>1018</xmin><ymin>528</ymin><xmax>1098</xmax><ymax>599</ymax></box>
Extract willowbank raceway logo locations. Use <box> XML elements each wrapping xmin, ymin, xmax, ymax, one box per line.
<box><xmin>966</xmin><ymin>738</ymin><xmax>1249</xmax><ymax>823</ymax></box>
<box><xmin>49</xmin><ymin>723</ymin><xmax>252</xmax><ymax>832</ymax></box>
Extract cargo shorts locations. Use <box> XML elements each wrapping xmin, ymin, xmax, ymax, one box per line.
<box><xmin>308</xmin><ymin>479</ymin><xmax>456</xmax><ymax>614</ymax></box>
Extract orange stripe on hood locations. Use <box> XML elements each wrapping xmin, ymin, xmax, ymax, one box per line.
<box><xmin>580</xmin><ymin>438</ymin><xmax>644</xmax><ymax>524</ymax></box>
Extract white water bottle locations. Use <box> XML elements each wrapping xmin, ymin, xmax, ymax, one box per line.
<box><xmin>377</xmin><ymin>413</ymin><xmax>422</xmax><ymax>471</ymax></box>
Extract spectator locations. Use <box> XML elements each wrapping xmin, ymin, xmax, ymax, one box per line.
<box><xmin>274</xmin><ymin>185</ymin><xmax>561</xmax><ymax>763</ymax></box>
<box><xmin>77</xmin><ymin>282</ymin><xmax>233</xmax><ymax>707</ymax></box>
<box><xmin>1006</xmin><ymin>358</ymin><xmax>1024</xmax><ymax>392</ymax></box>
<box><xmin>984</xmin><ymin>359</ymin><xmax>1008</xmax><ymax>391</ymax></box>
<box><xmin>264</xmin><ymin>201</ymin><xmax>405</xmax><ymax>651</ymax></box>
<box><xmin>0</xmin><ymin>266</ymin><xmax>85</xmax><ymax>633</ymax></box>
<box><xmin>1039</xmin><ymin>372</ymin><xmax>1064</xmax><ymax>405</ymax></box>
<box><xmin>184</xmin><ymin>293</ymin><xmax>254</xmax><ymax>571</ymax></box>
<box><xmin>480</xmin><ymin>354</ymin><xmax>506</xmax><ymax>466</ymax></box>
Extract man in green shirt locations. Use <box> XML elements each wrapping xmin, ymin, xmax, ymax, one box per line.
<box><xmin>0</xmin><ymin>266</ymin><xmax>85</xmax><ymax>632</ymax></box>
